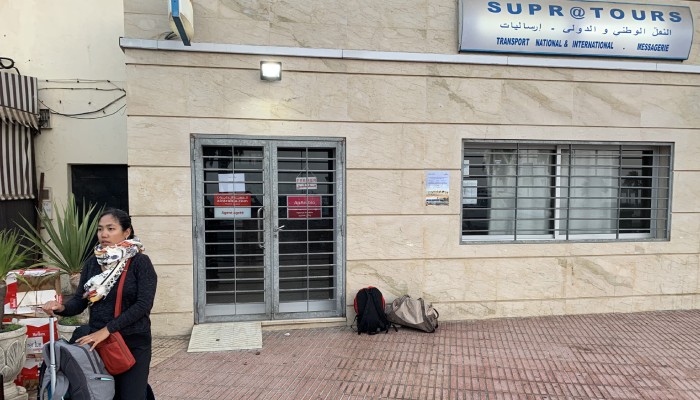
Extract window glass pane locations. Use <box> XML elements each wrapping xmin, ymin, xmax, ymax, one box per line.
<box><xmin>462</xmin><ymin>142</ymin><xmax>671</xmax><ymax>242</ymax></box>
<box><xmin>561</xmin><ymin>149</ymin><xmax>618</xmax><ymax>235</ymax></box>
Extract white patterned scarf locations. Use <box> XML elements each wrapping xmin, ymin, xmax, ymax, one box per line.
<box><xmin>83</xmin><ymin>238</ymin><xmax>144</xmax><ymax>304</ymax></box>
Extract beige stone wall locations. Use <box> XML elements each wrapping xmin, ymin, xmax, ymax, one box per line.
<box><xmin>124</xmin><ymin>1</ymin><xmax>700</xmax><ymax>336</ymax></box>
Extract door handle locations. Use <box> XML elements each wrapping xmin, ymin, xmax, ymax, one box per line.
<box><xmin>274</xmin><ymin>225</ymin><xmax>285</xmax><ymax>233</ymax></box>
<box><xmin>257</xmin><ymin>207</ymin><xmax>264</xmax><ymax>249</ymax></box>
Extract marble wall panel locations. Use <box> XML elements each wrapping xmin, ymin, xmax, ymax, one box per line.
<box><xmin>347</xmin><ymin>75</ymin><xmax>428</xmax><ymax>122</ymax></box>
<box><xmin>572</xmin><ymin>82</ymin><xmax>642</xmax><ymax>127</ymax></box>
<box><xmin>564</xmin><ymin>297</ymin><xmax>617</xmax><ymax>314</ymax></box>
<box><xmin>562</xmin><ymin>257</ymin><xmax>635</xmax><ymax>298</ymax></box>
<box><xmin>657</xmin><ymin>294</ymin><xmax>696</xmax><ymax>311</ymax></box>
<box><xmin>187</xmin><ymin>68</ymin><xmax>226</xmax><ymax>117</ymax></box>
<box><xmin>346</xmin><ymin>26</ymin><xmax>430</xmax><ymax>53</ymax></box>
<box><xmin>347</xmin><ymin>170</ymin><xmax>425</xmax><ymax>215</ymax></box>
<box><xmin>344</xmin><ymin>125</ymin><xmax>420</xmax><ymax>169</ymax></box>
<box><xmin>128</xmin><ymin>117</ymin><xmax>191</xmax><ymax>167</ymax></box>
<box><xmin>346</xmin><ymin>260</ymin><xmax>425</xmax><ymax>302</ymax></box>
<box><xmin>495</xmin><ymin>259</ymin><xmax>566</xmax><ymax>300</ymax></box>
<box><xmin>131</xmin><ymin>216</ymin><xmax>193</xmax><ymax>266</ymax></box>
<box><xmin>431</xmin><ymin>301</ymin><xmax>498</xmax><ymax>320</ymax></box>
<box><xmin>269</xmin><ymin>22</ymin><xmax>347</xmax><ymax>49</ymax></box>
<box><xmin>150</xmin><ymin>313</ymin><xmax>193</xmax><ymax>336</ymax></box>
<box><xmin>127</xmin><ymin>65</ymin><xmax>188</xmax><ymax>116</ymax></box>
<box><xmin>501</xmin><ymin>80</ymin><xmax>574</xmax><ymax>126</ymax></box>
<box><xmin>346</xmin><ymin>215</ymin><xmax>426</xmax><ymax>260</ymax></box>
<box><xmin>221</xmin><ymin>69</ymin><xmax>274</xmax><ymax>120</ymax></box>
<box><xmin>194</xmin><ymin>17</ymin><xmax>271</xmax><ymax>46</ymax></box>
<box><xmin>672</xmin><ymin>171</ymin><xmax>700</xmax><ymax>213</ymax></box>
<box><xmin>427</xmin><ymin>29</ymin><xmax>457</xmax><ymax>54</ymax></box>
<box><xmin>426</xmin><ymin>78</ymin><xmax>503</xmax><ymax>124</ymax></box>
<box><xmin>641</xmin><ymin>86</ymin><xmax>700</xmax><ymax>129</ymax></box>
<box><xmin>130</xmin><ymin>167</ymin><xmax>192</xmax><ymax>216</ymax></box>
<box><xmin>427</xmin><ymin>1</ymin><xmax>456</xmax><ymax>30</ymax></box>
<box><xmin>347</xmin><ymin>0</ymin><xmax>428</xmax><ymax>29</ymax></box>
<box><xmin>225</xmin><ymin>70</ymin><xmax>351</xmax><ymax>121</ymax></box>
<box><xmin>124</xmin><ymin>13</ymin><xmax>169</xmax><ymax>40</ymax></box>
<box><xmin>634</xmin><ymin>255</ymin><xmax>699</xmax><ymax>295</ymax></box>
<box><xmin>152</xmin><ymin>264</ymin><xmax>194</xmax><ymax>313</ymax></box>
<box><xmin>271</xmin><ymin>0</ymin><xmax>347</xmax><ymax>25</ymax></box>
<box><xmin>268</xmin><ymin>74</ymin><xmax>350</xmax><ymax>121</ymax></box>
<box><xmin>423</xmin><ymin>259</ymin><xmax>499</xmax><ymax>302</ymax></box>
<box><xmin>495</xmin><ymin>299</ymin><xmax>567</xmax><ymax>318</ymax></box>
<box><xmin>190</xmin><ymin>118</ymin><xmax>232</xmax><ymax>135</ymax></box>
<box><xmin>217</xmin><ymin>0</ymin><xmax>272</xmax><ymax>21</ymax></box>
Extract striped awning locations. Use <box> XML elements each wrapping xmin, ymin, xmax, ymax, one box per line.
<box><xmin>0</xmin><ymin>71</ymin><xmax>38</xmax><ymax>200</ymax></box>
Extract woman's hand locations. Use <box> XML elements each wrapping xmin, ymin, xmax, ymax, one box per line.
<box><xmin>41</xmin><ymin>300</ymin><xmax>65</xmax><ymax>316</ymax></box>
<box><xmin>77</xmin><ymin>327</ymin><xmax>111</xmax><ymax>351</ymax></box>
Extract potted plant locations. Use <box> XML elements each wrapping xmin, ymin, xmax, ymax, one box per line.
<box><xmin>56</xmin><ymin>315</ymin><xmax>82</xmax><ymax>341</ymax></box>
<box><xmin>0</xmin><ymin>229</ymin><xmax>30</xmax><ymax>400</ymax></box>
<box><xmin>20</xmin><ymin>195</ymin><xmax>103</xmax><ymax>323</ymax></box>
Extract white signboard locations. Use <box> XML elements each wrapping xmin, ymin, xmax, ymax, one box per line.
<box><xmin>214</xmin><ymin>207</ymin><xmax>252</xmax><ymax>219</ymax></box>
<box><xmin>296</xmin><ymin>176</ymin><xmax>318</xmax><ymax>190</ymax></box>
<box><xmin>459</xmin><ymin>0</ymin><xmax>693</xmax><ymax>60</ymax></box>
<box><xmin>462</xmin><ymin>180</ymin><xmax>478</xmax><ymax>205</ymax></box>
<box><xmin>425</xmin><ymin>170</ymin><xmax>450</xmax><ymax>206</ymax></box>
<box><xmin>218</xmin><ymin>173</ymin><xmax>245</xmax><ymax>193</ymax></box>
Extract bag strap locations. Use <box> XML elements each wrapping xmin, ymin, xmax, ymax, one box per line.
<box><xmin>114</xmin><ymin>258</ymin><xmax>132</xmax><ymax>317</ymax></box>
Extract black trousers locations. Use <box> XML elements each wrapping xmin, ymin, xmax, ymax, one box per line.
<box><xmin>71</xmin><ymin>327</ymin><xmax>153</xmax><ymax>400</ymax></box>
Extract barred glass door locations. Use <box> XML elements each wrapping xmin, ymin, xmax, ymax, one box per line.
<box><xmin>193</xmin><ymin>136</ymin><xmax>345</xmax><ymax>323</ymax></box>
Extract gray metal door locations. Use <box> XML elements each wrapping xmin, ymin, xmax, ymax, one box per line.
<box><xmin>192</xmin><ymin>136</ymin><xmax>345</xmax><ymax>323</ymax></box>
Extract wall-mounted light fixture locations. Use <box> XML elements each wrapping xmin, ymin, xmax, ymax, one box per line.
<box><xmin>260</xmin><ymin>61</ymin><xmax>282</xmax><ymax>81</ymax></box>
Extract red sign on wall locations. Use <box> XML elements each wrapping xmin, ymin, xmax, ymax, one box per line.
<box><xmin>287</xmin><ymin>195</ymin><xmax>321</xmax><ymax>219</ymax></box>
<box><xmin>214</xmin><ymin>193</ymin><xmax>251</xmax><ymax>207</ymax></box>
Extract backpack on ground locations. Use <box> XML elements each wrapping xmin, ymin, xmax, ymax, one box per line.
<box><xmin>352</xmin><ymin>286</ymin><xmax>394</xmax><ymax>335</ymax></box>
<box><xmin>39</xmin><ymin>338</ymin><xmax>115</xmax><ymax>400</ymax></box>
<box><xmin>385</xmin><ymin>295</ymin><xmax>439</xmax><ymax>333</ymax></box>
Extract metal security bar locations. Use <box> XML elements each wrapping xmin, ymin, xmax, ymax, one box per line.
<box><xmin>201</xmin><ymin>145</ymin><xmax>266</xmax><ymax>314</ymax></box>
<box><xmin>461</xmin><ymin>142</ymin><xmax>672</xmax><ymax>242</ymax></box>
<box><xmin>276</xmin><ymin>147</ymin><xmax>338</xmax><ymax>313</ymax></box>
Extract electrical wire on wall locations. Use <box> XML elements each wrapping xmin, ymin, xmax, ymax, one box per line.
<box><xmin>38</xmin><ymin>79</ymin><xmax>127</xmax><ymax>120</ymax></box>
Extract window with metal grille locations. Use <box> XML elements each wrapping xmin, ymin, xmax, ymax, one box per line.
<box><xmin>461</xmin><ymin>141</ymin><xmax>672</xmax><ymax>242</ymax></box>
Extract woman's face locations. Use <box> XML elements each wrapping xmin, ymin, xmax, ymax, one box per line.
<box><xmin>97</xmin><ymin>214</ymin><xmax>131</xmax><ymax>247</ymax></box>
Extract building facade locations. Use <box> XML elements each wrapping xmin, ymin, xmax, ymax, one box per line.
<box><xmin>0</xmin><ymin>0</ymin><xmax>128</xmax><ymax>228</ymax></box>
<box><xmin>121</xmin><ymin>0</ymin><xmax>700</xmax><ymax>336</ymax></box>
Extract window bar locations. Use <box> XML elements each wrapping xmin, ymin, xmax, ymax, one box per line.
<box><xmin>565</xmin><ymin>145</ymin><xmax>572</xmax><ymax>241</ymax></box>
<box><xmin>513</xmin><ymin>143</ymin><xmax>520</xmax><ymax>241</ymax></box>
<box><xmin>616</xmin><ymin>145</ymin><xmax>622</xmax><ymax>240</ymax></box>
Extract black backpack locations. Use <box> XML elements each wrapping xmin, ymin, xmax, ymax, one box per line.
<box><xmin>353</xmin><ymin>287</ymin><xmax>394</xmax><ymax>335</ymax></box>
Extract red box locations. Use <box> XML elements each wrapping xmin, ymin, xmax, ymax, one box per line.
<box><xmin>15</xmin><ymin>356</ymin><xmax>42</xmax><ymax>390</ymax></box>
<box><xmin>4</xmin><ymin>268</ymin><xmax>62</xmax><ymax>315</ymax></box>
<box><xmin>19</xmin><ymin>318</ymin><xmax>58</xmax><ymax>355</ymax></box>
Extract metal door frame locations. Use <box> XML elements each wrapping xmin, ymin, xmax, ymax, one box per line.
<box><xmin>191</xmin><ymin>134</ymin><xmax>346</xmax><ymax>323</ymax></box>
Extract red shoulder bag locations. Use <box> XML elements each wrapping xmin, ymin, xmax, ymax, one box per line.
<box><xmin>95</xmin><ymin>259</ymin><xmax>137</xmax><ymax>375</ymax></box>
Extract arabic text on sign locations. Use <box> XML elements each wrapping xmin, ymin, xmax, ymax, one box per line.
<box><xmin>287</xmin><ymin>195</ymin><xmax>322</xmax><ymax>219</ymax></box>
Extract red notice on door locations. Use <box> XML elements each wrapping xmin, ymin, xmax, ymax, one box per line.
<box><xmin>287</xmin><ymin>195</ymin><xmax>321</xmax><ymax>219</ymax></box>
<box><xmin>214</xmin><ymin>193</ymin><xmax>252</xmax><ymax>219</ymax></box>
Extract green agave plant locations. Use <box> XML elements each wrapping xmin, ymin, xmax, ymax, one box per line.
<box><xmin>0</xmin><ymin>229</ymin><xmax>32</xmax><ymax>330</ymax></box>
<box><xmin>20</xmin><ymin>195</ymin><xmax>103</xmax><ymax>294</ymax></box>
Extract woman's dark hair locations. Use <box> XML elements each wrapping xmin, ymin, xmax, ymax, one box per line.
<box><xmin>99</xmin><ymin>208</ymin><xmax>135</xmax><ymax>239</ymax></box>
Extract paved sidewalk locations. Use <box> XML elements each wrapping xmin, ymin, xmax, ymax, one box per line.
<box><xmin>149</xmin><ymin>310</ymin><xmax>700</xmax><ymax>400</ymax></box>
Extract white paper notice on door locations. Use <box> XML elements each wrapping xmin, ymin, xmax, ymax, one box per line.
<box><xmin>219</xmin><ymin>173</ymin><xmax>245</xmax><ymax>193</ymax></box>
<box><xmin>462</xmin><ymin>180</ymin><xmax>478</xmax><ymax>205</ymax></box>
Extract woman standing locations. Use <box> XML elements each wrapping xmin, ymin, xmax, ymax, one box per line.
<box><xmin>42</xmin><ymin>208</ymin><xmax>157</xmax><ymax>400</ymax></box>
